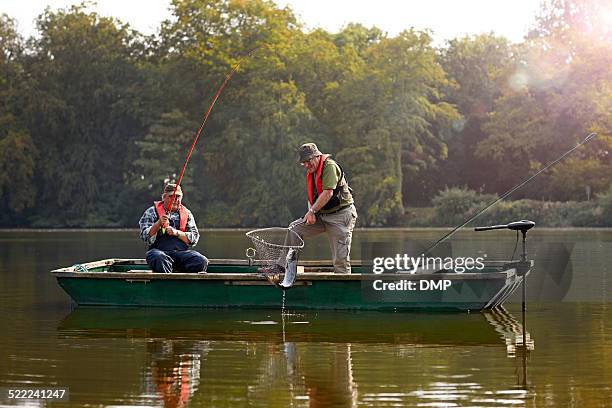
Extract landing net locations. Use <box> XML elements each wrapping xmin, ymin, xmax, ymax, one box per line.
<box><xmin>245</xmin><ymin>227</ymin><xmax>304</xmax><ymax>266</ymax></box>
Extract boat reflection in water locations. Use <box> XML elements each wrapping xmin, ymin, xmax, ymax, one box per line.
<box><xmin>58</xmin><ymin>307</ymin><xmax>534</xmax><ymax>407</ymax></box>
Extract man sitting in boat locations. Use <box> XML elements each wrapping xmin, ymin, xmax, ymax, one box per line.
<box><xmin>291</xmin><ymin>143</ymin><xmax>357</xmax><ymax>274</ymax></box>
<box><xmin>138</xmin><ymin>183</ymin><xmax>208</xmax><ymax>273</ymax></box>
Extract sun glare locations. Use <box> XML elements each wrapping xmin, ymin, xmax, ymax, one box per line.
<box><xmin>599</xmin><ymin>5</ymin><xmax>612</xmax><ymax>33</ymax></box>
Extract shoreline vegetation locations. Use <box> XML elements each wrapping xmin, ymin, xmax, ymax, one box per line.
<box><xmin>4</xmin><ymin>186</ymin><xmax>612</xmax><ymax>229</ymax></box>
<box><xmin>403</xmin><ymin>187</ymin><xmax>612</xmax><ymax>228</ymax></box>
<box><xmin>1</xmin><ymin>0</ymin><xmax>610</xmax><ymax>229</ymax></box>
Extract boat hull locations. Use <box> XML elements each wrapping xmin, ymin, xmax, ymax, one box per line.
<box><xmin>52</xmin><ymin>259</ymin><xmax>531</xmax><ymax>311</ymax></box>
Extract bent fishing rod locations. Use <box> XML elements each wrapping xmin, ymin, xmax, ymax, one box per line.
<box><xmin>161</xmin><ymin>48</ymin><xmax>260</xmax><ymax>231</ymax></box>
<box><xmin>421</xmin><ymin>132</ymin><xmax>598</xmax><ymax>256</ymax></box>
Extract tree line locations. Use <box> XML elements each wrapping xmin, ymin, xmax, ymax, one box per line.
<box><xmin>0</xmin><ymin>0</ymin><xmax>610</xmax><ymax>227</ymax></box>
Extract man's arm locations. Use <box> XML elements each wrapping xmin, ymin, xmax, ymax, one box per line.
<box><xmin>148</xmin><ymin>216</ymin><xmax>167</xmax><ymax>237</ymax></box>
<box><xmin>303</xmin><ymin>189</ymin><xmax>333</xmax><ymax>224</ymax></box>
<box><xmin>310</xmin><ymin>189</ymin><xmax>334</xmax><ymax>212</ymax></box>
<box><xmin>167</xmin><ymin>227</ymin><xmax>190</xmax><ymax>245</ymax></box>
<box><xmin>139</xmin><ymin>207</ymin><xmax>162</xmax><ymax>245</ymax></box>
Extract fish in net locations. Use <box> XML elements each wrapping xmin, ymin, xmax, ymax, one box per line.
<box><xmin>245</xmin><ymin>227</ymin><xmax>304</xmax><ymax>288</ymax></box>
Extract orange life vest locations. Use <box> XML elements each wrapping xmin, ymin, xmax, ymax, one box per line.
<box><xmin>306</xmin><ymin>154</ymin><xmax>331</xmax><ymax>205</ymax></box>
<box><xmin>154</xmin><ymin>201</ymin><xmax>188</xmax><ymax>232</ymax></box>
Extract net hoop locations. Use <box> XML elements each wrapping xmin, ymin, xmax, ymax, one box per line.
<box><xmin>246</xmin><ymin>227</ymin><xmax>304</xmax><ymax>250</ymax></box>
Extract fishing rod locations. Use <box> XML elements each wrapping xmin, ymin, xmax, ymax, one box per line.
<box><xmin>162</xmin><ymin>47</ymin><xmax>260</xmax><ymax>232</ymax></box>
<box><xmin>421</xmin><ymin>132</ymin><xmax>598</xmax><ymax>256</ymax></box>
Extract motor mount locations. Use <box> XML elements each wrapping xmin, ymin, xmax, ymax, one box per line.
<box><xmin>474</xmin><ymin>220</ymin><xmax>535</xmax><ymax>233</ymax></box>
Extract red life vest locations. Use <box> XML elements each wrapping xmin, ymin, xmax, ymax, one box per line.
<box><xmin>306</xmin><ymin>154</ymin><xmax>331</xmax><ymax>205</ymax></box>
<box><xmin>154</xmin><ymin>201</ymin><xmax>188</xmax><ymax>232</ymax></box>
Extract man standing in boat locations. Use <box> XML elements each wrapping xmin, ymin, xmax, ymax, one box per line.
<box><xmin>138</xmin><ymin>183</ymin><xmax>208</xmax><ymax>273</ymax></box>
<box><xmin>291</xmin><ymin>143</ymin><xmax>357</xmax><ymax>274</ymax></box>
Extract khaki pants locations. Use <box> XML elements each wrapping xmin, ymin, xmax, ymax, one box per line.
<box><xmin>290</xmin><ymin>205</ymin><xmax>357</xmax><ymax>274</ymax></box>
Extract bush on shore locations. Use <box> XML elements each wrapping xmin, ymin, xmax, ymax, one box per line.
<box><xmin>403</xmin><ymin>186</ymin><xmax>612</xmax><ymax>228</ymax></box>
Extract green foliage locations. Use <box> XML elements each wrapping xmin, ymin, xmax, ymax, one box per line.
<box><xmin>132</xmin><ymin>110</ymin><xmax>197</xmax><ymax>193</ymax></box>
<box><xmin>433</xmin><ymin>34</ymin><xmax>514</xmax><ymax>203</ymax></box>
<box><xmin>0</xmin><ymin>1</ymin><xmax>610</xmax><ymax>228</ymax></box>
<box><xmin>0</xmin><ymin>15</ymin><xmax>37</xmax><ymax>217</ymax></box>
<box><xmin>336</xmin><ymin>133</ymin><xmax>403</xmax><ymax>226</ymax></box>
<box><xmin>312</xmin><ymin>28</ymin><xmax>460</xmax><ymax>216</ymax></box>
<box><xmin>199</xmin><ymin>75</ymin><xmax>315</xmax><ymax>226</ymax></box>
<box><xmin>475</xmin><ymin>0</ymin><xmax>612</xmax><ymax>200</ymax></box>
<box><xmin>426</xmin><ymin>187</ymin><xmax>612</xmax><ymax>227</ymax></box>
<box><xmin>430</xmin><ymin>187</ymin><xmax>496</xmax><ymax>226</ymax></box>
<box><xmin>21</xmin><ymin>5</ymin><xmax>148</xmax><ymax>225</ymax></box>
<box><xmin>596</xmin><ymin>186</ymin><xmax>612</xmax><ymax>225</ymax></box>
<box><xmin>332</xmin><ymin>23</ymin><xmax>383</xmax><ymax>54</ymax></box>
<box><xmin>441</xmin><ymin>34</ymin><xmax>512</xmax><ymax>119</ymax></box>
<box><xmin>0</xmin><ymin>128</ymin><xmax>37</xmax><ymax>213</ymax></box>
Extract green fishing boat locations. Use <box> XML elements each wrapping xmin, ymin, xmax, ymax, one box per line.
<box><xmin>52</xmin><ymin>221</ymin><xmax>538</xmax><ymax>311</ymax></box>
<box><xmin>51</xmin><ymin>257</ymin><xmax>531</xmax><ymax>311</ymax></box>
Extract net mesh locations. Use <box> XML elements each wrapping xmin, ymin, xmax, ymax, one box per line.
<box><xmin>246</xmin><ymin>227</ymin><xmax>304</xmax><ymax>267</ymax></box>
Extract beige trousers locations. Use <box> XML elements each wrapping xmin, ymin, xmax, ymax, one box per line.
<box><xmin>291</xmin><ymin>204</ymin><xmax>357</xmax><ymax>273</ymax></box>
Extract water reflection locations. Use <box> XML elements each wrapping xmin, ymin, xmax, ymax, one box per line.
<box><xmin>484</xmin><ymin>307</ymin><xmax>535</xmax><ymax>356</ymax></box>
<box><xmin>1</xmin><ymin>230</ymin><xmax>609</xmax><ymax>407</ymax></box>
<box><xmin>58</xmin><ymin>308</ymin><xmax>534</xmax><ymax>407</ymax></box>
<box><xmin>145</xmin><ymin>340</ymin><xmax>206</xmax><ymax>408</ymax></box>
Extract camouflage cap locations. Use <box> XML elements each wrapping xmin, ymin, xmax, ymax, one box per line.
<box><xmin>297</xmin><ymin>143</ymin><xmax>323</xmax><ymax>163</ymax></box>
<box><xmin>163</xmin><ymin>183</ymin><xmax>183</xmax><ymax>196</ymax></box>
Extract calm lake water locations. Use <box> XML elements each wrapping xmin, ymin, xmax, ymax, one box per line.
<box><xmin>0</xmin><ymin>229</ymin><xmax>611</xmax><ymax>407</ymax></box>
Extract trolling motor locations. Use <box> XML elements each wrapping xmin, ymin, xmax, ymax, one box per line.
<box><xmin>474</xmin><ymin>219</ymin><xmax>535</xmax><ymax>233</ymax></box>
<box><xmin>475</xmin><ymin>220</ymin><xmax>534</xmax><ymax>272</ymax></box>
<box><xmin>475</xmin><ymin>220</ymin><xmax>534</xmax><ymax>347</ymax></box>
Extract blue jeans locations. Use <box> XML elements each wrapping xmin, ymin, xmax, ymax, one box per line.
<box><xmin>146</xmin><ymin>249</ymin><xmax>208</xmax><ymax>273</ymax></box>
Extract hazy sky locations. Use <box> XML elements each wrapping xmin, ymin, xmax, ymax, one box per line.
<box><xmin>1</xmin><ymin>0</ymin><xmax>541</xmax><ymax>44</ymax></box>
